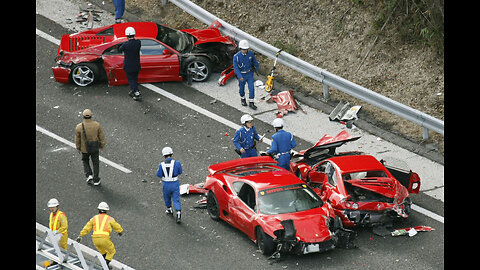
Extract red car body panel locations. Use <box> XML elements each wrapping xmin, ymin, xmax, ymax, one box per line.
<box><xmin>203</xmin><ymin>156</ymin><xmax>339</xmax><ymax>255</ymax></box>
<box><xmin>290</xmin><ymin>131</ymin><xmax>421</xmax><ymax>227</ymax></box>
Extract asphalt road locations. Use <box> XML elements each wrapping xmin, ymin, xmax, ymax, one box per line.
<box><xmin>36</xmin><ymin>14</ymin><xmax>444</xmax><ymax>269</ymax></box>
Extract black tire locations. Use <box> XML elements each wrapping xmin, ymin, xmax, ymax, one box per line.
<box><xmin>71</xmin><ymin>62</ymin><xmax>99</xmax><ymax>87</ymax></box>
<box><xmin>185</xmin><ymin>56</ymin><xmax>212</xmax><ymax>82</ymax></box>
<box><xmin>206</xmin><ymin>190</ymin><xmax>220</xmax><ymax>220</ymax></box>
<box><xmin>256</xmin><ymin>226</ymin><xmax>275</xmax><ymax>255</ymax></box>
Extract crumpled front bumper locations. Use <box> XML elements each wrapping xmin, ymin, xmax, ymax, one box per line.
<box><xmin>51</xmin><ymin>64</ymin><xmax>71</xmax><ymax>84</ymax></box>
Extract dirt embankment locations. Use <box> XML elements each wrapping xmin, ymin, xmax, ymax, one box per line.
<box><xmin>127</xmin><ymin>0</ymin><xmax>444</xmax><ymax>153</ymax></box>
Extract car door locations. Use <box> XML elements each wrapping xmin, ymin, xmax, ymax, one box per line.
<box><xmin>102</xmin><ymin>42</ymin><xmax>128</xmax><ymax>86</ymax></box>
<box><xmin>231</xmin><ymin>181</ymin><xmax>257</xmax><ymax>237</ymax></box>
<box><xmin>137</xmin><ymin>39</ymin><xmax>182</xmax><ymax>83</ymax></box>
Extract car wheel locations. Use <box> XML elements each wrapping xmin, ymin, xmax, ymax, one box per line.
<box><xmin>256</xmin><ymin>226</ymin><xmax>275</xmax><ymax>256</ymax></box>
<box><xmin>186</xmin><ymin>56</ymin><xmax>211</xmax><ymax>82</ymax></box>
<box><xmin>206</xmin><ymin>190</ymin><xmax>220</xmax><ymax>220</ymax></box>
<box><xmin>71</xmin><ymin>63</ymin><xmax>99</xmax><ymax>87</ymax></box>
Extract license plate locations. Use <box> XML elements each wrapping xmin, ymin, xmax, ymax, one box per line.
<box><xmin>303</xmin><ymin>243</ymin><xmax>320</xmax><ymax>254</ymax></box>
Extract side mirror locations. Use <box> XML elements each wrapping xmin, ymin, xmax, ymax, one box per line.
<box><xmin>163</xmin><ymin>49</ymin><xmax>174</xmax><ymax>55</ymax></box>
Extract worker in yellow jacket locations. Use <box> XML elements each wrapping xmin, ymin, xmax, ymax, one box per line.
<box><xmin>76</xmin><ymin>202</ymin><xmax>123</xmax><ymax>266</ymax></box>
<box><xmin>48</xmin><ymin>198</ymin><xmax>69</xmax><ymax>250</ymax></box>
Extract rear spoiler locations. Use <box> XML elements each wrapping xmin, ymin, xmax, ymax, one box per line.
<box><xmin>208</xmin><ymin>156</ymin><xmax>277</xmax><ymax>175</ymax></box>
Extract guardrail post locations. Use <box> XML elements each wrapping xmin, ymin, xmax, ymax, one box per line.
<box><xmin>323</xmin><ymin>84</ymin><xmax>330</xmax><ymax>100</ymax></box>
<box><xmin>422</xmin><ymin>127</ymin><xmax>429</xmax><ymax>140</ymax></box>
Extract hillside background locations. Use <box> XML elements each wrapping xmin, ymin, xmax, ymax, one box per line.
<box><xmin>126</xmin><ymin>0</ymin><xmax>444</xmax><ymax>153</ymax></box>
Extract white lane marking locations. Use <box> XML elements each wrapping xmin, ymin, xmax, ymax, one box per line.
<box><xmin>36</xmin><ymin>28</ymin><xmax>60</xmax><ymax>45</ymax></box>
<box><xmin>142</xmin><ymin>83</ymin><xmax>273</xmax><ymax>146</ymax></box>
<box><xmin>37</xmin><ymin>29</ymin><xmax>444</xmax><ymax>223</ymax></box>
<box><xmin>412</xmin><ymin>204</ymin><xmax>444</xmax><ymax>224</ymax></box>
<box><xmin>36</xmin><ymin>125</ymin><xmax>132</xmax><ymax>173</ymax></box>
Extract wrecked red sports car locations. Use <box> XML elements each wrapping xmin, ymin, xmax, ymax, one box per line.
<box><xmin>52</xmin><ymin>21</ymin><xmax>237</xmax><ymax>87</ymax></box>
<box><xmin>290</xmin><ymin>131</ymin><xmax>421</xmax><ymax>227</ymax></box>
<box><xmin>203</xmin><ymin>156</ymin><xmax>355</xmax><ymax>258</ymax></box>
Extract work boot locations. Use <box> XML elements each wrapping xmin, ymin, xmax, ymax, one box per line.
<box><xmin>241</xmin><ymin>98</ymin><xmax>247</xmax><ymax>106</ymax></box>
<box><xmin>132</xmin><ymin>91</ymin><xmax>142</xmax><ymax>101</ymax></box>
<box><xmin>86</xmin><ymin>175</ymin><xmax>93</xmax><ymax>184</ymax></box>
<box><xmin>175</xmin><ymin>211</ymin><xmax>181</xmax><ymax>223</ymax></box>
<box><xmin>249</xmin><ymin>102</ymin><xmax>257</xmax><ymax>110</ymax></box>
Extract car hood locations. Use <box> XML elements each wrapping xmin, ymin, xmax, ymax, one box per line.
<box><xmin>295</xmin><ymin>130</ymin><xmax>361</xmax><ymax>158</ymax></box>
<box><xmin>180</xmin><ymin>28</ymin><xmax>235</xmax><ymax>45</ymax></box>
<box><xmin>260</xmin><ymin>208</ymin><xmax>331</xmax><ymax>243</ymax></box>
<box><xmin>347</xmin><ymin>177</ymin><xmax>405</xmax><ymax>199</ymax></box>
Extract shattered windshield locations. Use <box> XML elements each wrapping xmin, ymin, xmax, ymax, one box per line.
<box><xmin>258</xmin><ymin>184</ymin><xmax>323</xmax><ymax>215</ymax></box>
<box><xmin>155</xmin><ymin>23</ymin><xmax>194</xmax><ymax>53</ymax></box>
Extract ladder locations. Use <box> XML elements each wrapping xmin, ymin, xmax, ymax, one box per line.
<box><xmin>36</xmin><ymin>222</ymin><xmax>135</xmax><ymax>270</ymax></box>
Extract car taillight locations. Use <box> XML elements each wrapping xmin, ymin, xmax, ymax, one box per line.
<box><xmin>409</xmin><ymin>172</ymin><xmax>421</xmax><ymax>194</ymax></box>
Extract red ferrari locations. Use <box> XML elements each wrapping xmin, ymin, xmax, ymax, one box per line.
<box><xmin>203</xmin><ymin>156</ymin><xmax>355</xmax><ymax>257</ymax></box>
<box><xmin>52</xmin><ymin>21</ymin><xmax>237</xmax><ymax>87</ymax></box>
<box><xmin>290</xmin><ymin>131</ymin><xmax>421</xmax><ymax>227</ymax></box>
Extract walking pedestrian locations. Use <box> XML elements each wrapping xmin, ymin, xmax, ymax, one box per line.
<box><xmin>233</xmin><ymin>114</ymin><xmax>263</xmax><ymax>158</ymax></box>
<box><xmin>47</xmin><ymin>198</ymin><xmax>69</xmax><ymax>250</ymax></box>
<box><xmin>233</xmin><ymin>40</ymin><xmax>260</xmax><ymax>110</ymax></box>
<box><xmin>75</xmin><ymin>109</ymin><xmax>105</xmax><ymax>186</ymax></box>
<box><xmin>76</xmin><ymin>202</ymin><xmax>123</xmax><ymax>267</ymax></box>
<box><xmin>156</xmin><ymin>147</ymin><xmax>183</xmax><ymax>223</ymax></box>
<box><xmin>267</xmin><ymin>118</ymin><xmax>296</xmax><ymax>171</ymax></box>
<box><xmin>119</xmin><ymin>26</ymin><xmax>142</xmax><ymax>101</ymax></box>
<box><xmin>112</xmin><ymin>0</ymin><xmax>125</xmax><ymax>23</ymax></box>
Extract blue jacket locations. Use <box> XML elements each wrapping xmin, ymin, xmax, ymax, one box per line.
<box><xmin>119</xmin><ymin>38</ymin><xmax>141</xmax><ymax>72</ymax></box>
<box><xmin>233</xmin><ymin>50</ymin><xmax>259</xmax><ymax>80</ymax></box>
<box><xmin>156</xmin><ymin>158</ymin><xmax>183</xmax><ymax>179</ymax></box>
<box><xmin>233</xmin><ymin>126</ymin><xmax>261</xmax><ymax>151</ymax></box>
<box><xmin>267</xmin><ymin>130</ymin><xmax>296</xmax><ymax>155</ymax></box>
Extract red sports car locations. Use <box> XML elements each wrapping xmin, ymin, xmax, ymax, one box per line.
<box><xmin>203</xmin><ymin>156</ymin><xmax>355</xmax><ymax>258</ymax></box>
<box><xmin>290</xmin><ymin>131</ymin><xmax>421</xmax><ymax>227</ymax></box>
<box><xmin>52</xmin><ymin>21</ymin><xmax>237</xmax><ymax>87</ymax></box>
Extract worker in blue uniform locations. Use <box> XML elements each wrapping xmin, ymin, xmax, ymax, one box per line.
<box><xmin>156</xmin><ymin>147</ymin><xmax>183</xmax><ymax>223</ymax></box>
<box><xmin>233</xmin><ymin>114</ymin><xmax>263</xmax><ymax>158</ymax></box>
<box><xmin>267</xmin><ymin>118</ymin><xmax>296</xmax><ymax>171</ymax></box>
<box><xmin>233</xmin><ymin>40</ymin><xmax>260</xmax><ymax>110</ymax></box>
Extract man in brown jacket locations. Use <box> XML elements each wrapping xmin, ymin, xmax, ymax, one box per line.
<box><xmin>75</xmin><ymin>109</ymin><xmax>106</xmax><ymax>185</ymax></box>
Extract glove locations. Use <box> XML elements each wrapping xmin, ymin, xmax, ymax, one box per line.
<box><xmin>76</xmin><ymin>236</ymin><xmax>82</xmax><ymax>243</ymax></box>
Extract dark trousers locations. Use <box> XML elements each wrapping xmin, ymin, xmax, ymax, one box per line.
<box><xmin>125</xmin><ymin>71</ymin><xmax>139</xmax><ymax>92</ymax></box>
<box><xmin>82</xmin><ymin>152</ymin><xmax>100</xmax><ymax>181</ymax></box>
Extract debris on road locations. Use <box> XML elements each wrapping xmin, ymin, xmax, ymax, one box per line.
<box><xmin>271</xmin><ymin>90</ymin><xmax>304</xmax><ymax>117</ymax></box>
<box><xmin>180</xmin><ymin>183</ymin><xmax>207</xmax><ymax>195</ymax></box>
<box><xmin>391</xmin><ymin>226</ymin><xmax>434</xmax><ymax>237</ymax></box>
<box><xmin>329</xmin><ymin>101</ymin><xmax>361</xmax><ymax>128</ymax></box>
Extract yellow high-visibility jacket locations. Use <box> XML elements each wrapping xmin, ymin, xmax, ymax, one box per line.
<box><xmin>49</xmin><ymin>210</ymin><xmax>68</xmax><ymax>235</ymax></box>
<box><xmin>80</xmin><ymin>213</ymin><xmax>123</xmax><ymax>238</ymax></box>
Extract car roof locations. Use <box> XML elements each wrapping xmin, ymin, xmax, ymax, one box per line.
<box><xmin>327</xmin><ymin>154</ymin><xmax>387</xmax><ymax>174</ymax></box>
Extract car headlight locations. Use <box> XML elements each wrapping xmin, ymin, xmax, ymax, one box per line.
<box><xmin>351</xmin><ymin>203</ymin><xmax>359</xmax><ymax>210</ymax></box>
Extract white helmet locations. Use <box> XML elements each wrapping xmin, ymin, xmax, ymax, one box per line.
<box><xmin>97</xmin><ymin>202</ymin><xmax>110</xmax><ymax>211</ymax></box>
<box><xmin>239</xmin><ymin>40</ymin><xmax>249</xmax><ymax>49</ymax></box>
<box><xmin>272</xmin><ymin>118</ymin><xmax>284</xmax><ymax>128</ymax></box>
<box><xmin>47</xmin><ymin>198</ymin><xmax>59</xmax><ymax>207</ymax></box>
<box><xmin>125</xmin><ymin>26</ymin><xmax>136</xmax><ymax>36</ymax></box>
<box><xmin>162</xmin><ymin>146</ymin><xmax>173</xmax><ymax>156</ymax></box>
<box><xmin>240</xmin><ymin>114</ymin><xmax>253</xmax><ymax>124</ymax></box>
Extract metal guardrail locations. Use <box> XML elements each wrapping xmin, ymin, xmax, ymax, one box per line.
<box><xmin>169</xmin><ymin>0</ymin><xmax>444</xmax><ymax>140</ymax></box>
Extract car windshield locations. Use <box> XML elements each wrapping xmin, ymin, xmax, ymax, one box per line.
<box><xmin>155</xmin><ymin>23</ymin><xmax>194</xmax><ymax>53</ymax></box>
<box><xmin>258</xmin><ymin>184</ymin><xmax>323</xmax><ymax>215</ymax></box>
